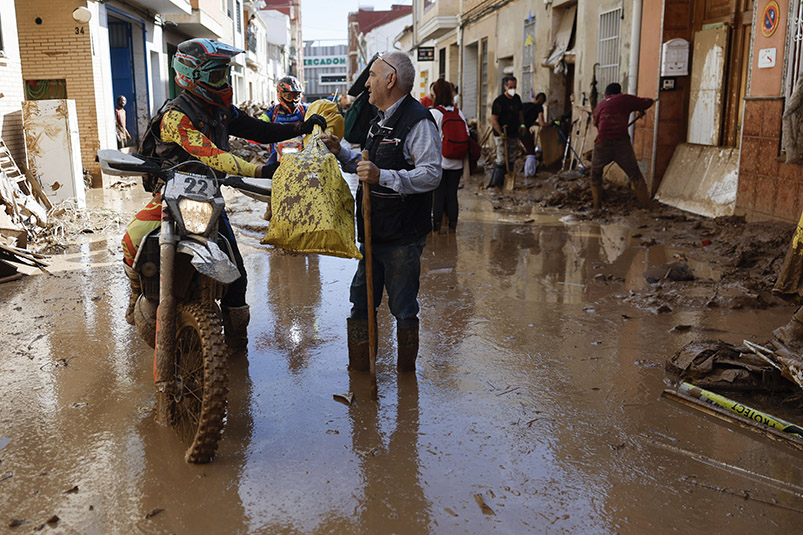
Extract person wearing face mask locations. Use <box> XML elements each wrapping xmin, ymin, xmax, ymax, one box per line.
<box><xmin>488</xmin><ymin>75</ymin><xmax>525</xmax><ymax>188</ymax></box>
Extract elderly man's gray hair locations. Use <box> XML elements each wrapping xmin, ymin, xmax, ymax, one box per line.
<box><xmin>383</xmin><ymin>51</ymin><xmax>415</xmax><ymax>93</ymax></box>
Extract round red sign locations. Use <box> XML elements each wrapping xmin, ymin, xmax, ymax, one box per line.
<box><xmin>762</xmin><ymin>1</ymin><xmax>780</xmax><ymax>38</ymax></box>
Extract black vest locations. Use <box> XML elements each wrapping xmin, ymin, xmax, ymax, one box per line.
<box><xmin>357</xmin><ymin>94</ymin><xmax>435</xmax><ymax>244</ymax></box>
<box><xmin>150</xmin><ymin>92</ymin><xmax>233</xmax><ymax>177</ymax></box>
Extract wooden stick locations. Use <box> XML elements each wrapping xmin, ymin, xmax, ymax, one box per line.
<box><xmin>361</xmin><ymin>150</ymin><xmax>378</xmax><ymax>401</ymax></box>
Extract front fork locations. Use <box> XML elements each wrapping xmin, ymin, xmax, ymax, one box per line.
<box><xmin>155</xmin><ymin>208</ymin><xmax>178</xmax><ymax>399</ymax></box>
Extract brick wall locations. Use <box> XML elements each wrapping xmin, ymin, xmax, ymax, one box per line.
<box><xmin>737</xmin><ymin>98</ymin><xmax>803</xmax><ymax>223</ymax></box>
<box><xmin>0</xmin><ymin>0</ymin><xmax>26</xmax><ymax>169</ymax></box>
<box><xmin>15</xmin><ymin>0</ymin><xmax>102</xmax><ymax>185</ymax></box>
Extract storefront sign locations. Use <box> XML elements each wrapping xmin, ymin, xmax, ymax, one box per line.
<box><xmin>418</xmin><ymin>47</ymin><xmax>435</xmax><ymax>62</ymax></box>
<box><xmin>304</xmin><ymin>56</ymin><xmax>347</xmax><ymax>68</ymax></box>
<box><xmin>761</xmin><ymin>1</ymin><xmax>780</xmax><ymax>38</ymax></box>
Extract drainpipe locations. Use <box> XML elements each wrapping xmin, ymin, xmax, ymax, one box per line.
<box><xmin>628</xmin><ymin>0</ymin><xmax>643</xmax><ymax>141</ymax></box>
<box><xmin>458</xmin><ymin>13</ymin><xmax>463</xmax><ymax>108</ymax></box>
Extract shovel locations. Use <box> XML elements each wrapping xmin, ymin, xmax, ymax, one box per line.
<box><xmin>502</xmin><ymin>126</ymin><xmax>516</xmax><ymax>191</ymax></box>
<box><xmin>361</xmin><ymin>150</ymin><xmax>378</xmax><ymax>401</ymax></box>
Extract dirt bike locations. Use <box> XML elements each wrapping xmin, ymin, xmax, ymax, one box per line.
<box><xmin>98</xmin><ymin>149</ymin><xmax>271</xmax><ymax>463</ymax></box>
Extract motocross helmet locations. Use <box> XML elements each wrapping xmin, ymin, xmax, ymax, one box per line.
<box><xmin>173</xmin><ymin>39</ymin><xmax>244</xmax><ymax>108</ymax></box>
<box><xmin>277</xmin><ymin>75</ymin><xmax>303</xmax><ymax>113</ymax></box>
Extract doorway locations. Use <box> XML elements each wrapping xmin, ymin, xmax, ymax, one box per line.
<box><xmin>108</xmin><ymin>18</ymin><xmax>138</xmax><ymax>142</ymax></box>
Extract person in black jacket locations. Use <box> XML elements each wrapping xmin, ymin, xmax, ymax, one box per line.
<box><xmin>320</xmin><ymin>51</ymin><xmax>442</xmax><ymax>372</ymax></box>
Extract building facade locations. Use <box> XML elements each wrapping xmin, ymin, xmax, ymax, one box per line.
<box><xmin>302</xmin><ymin>42</ymin><xmax>348</xmax><ymax>102</ymax></box>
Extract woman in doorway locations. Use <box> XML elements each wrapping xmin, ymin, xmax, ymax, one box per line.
<box><xmin>429</xmin><ymin>78</ymin><xmax>469</xmax><ymax>233</ymax></box>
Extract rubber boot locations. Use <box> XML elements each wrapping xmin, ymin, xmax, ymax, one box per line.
<box><xmin>487</xmin><ymin>165</ymin><xmax>506</xmax><ymax>189</ymax></box>
<box><xmin>590</xmin><ymin>184</ymin><xmax>603</xmax><ymax>210</ymax></box>
<box><xmin>397</xmin><ymin>319</ymin><xmax>419</xmax><ymax>373</ymax></box>
<box><xmin>222</xmin><ymin>305</ymin><xmax>250</xmax><ymax>350</ymax></box>
<box><xmin>773</xmin><ymin>306</ymin><xmax>803</xmax><ymax>350</ymax></box>
<box><xmin>633</xmin><ymin>179</ymin><xmax>653</xmax><ymax>209</ymax></box>
<box><xmin>347</xmin><ymin>318</ymin><xmax>370</xmax><ymax>372</ymax></box>
<box><xmin>123</xmin><ymin>263</ymin><xmax>141</xmax><ymax>326</ymax></box>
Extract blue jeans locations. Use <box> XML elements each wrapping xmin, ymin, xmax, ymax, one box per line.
<box><xmin>349</xmin><ymin>237</ymin><xmax>426</xmax><ymax>330</ymax></box>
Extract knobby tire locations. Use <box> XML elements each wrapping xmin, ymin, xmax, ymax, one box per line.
<box><xmin>172</xmin><ymin>302</ymin><xmax>228</xmax><ymax>463</ymax></box>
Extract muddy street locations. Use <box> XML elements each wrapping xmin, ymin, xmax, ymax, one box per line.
<box><xmin>1</xmin><ymin>183</ymin><xmax>802</xmax><ymax>534</ymax></box>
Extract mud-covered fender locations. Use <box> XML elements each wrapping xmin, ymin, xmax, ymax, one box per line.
<box><xmin>176</xmin><ymin>239</ymin><xmax>241</xmax><ymax>284</ymax></box>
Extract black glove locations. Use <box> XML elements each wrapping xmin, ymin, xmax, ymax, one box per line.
<box><xmin>259</xmin><ymin>162</ymin><xmax>280</xmax><ymax>179</ymax></box>
<box><xmin>300</xmin><ymin>114</ymin><xmax>327</xmax><ymax>135</ymax></box>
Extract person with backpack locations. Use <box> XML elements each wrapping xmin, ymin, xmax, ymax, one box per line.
<box><xmin>429</xmin><ymin>78</ymin><xmax>469</xmax><ymax>233</ymax></box>
<box><xmin>121</xmin><ymin>39</ymin><xmax>326</xmax><ymax>349</ymax></box>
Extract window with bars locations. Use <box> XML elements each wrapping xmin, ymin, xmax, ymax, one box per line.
<box><xmin>787</xmin><ymin>1</ymin><xmax>803</xmax><ymax>98</ymax></box>
<box><xmin>597</xmin><ymin>8</ymin><xmax>622</xmax><ymax>91</ymax></box>
<box><xmin>236</xmin><ymin>1</ymin><xmax>242</xmax><ymax>33</ymax></box>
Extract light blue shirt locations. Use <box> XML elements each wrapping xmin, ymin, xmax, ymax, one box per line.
<box><xmin>336</xmin><ymin>96</ymin><xmax>442</xmax><ymax>195</ymax></box>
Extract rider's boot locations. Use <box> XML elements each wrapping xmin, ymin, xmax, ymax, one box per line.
<box><xmin>124</xmin><ymin>263</ymin><xmax>141</xmax><ymax>326</ymax></box>
<box><xmin>222</xmin><ymin>305</ymin><xmax>250</xmax><ymax>350</ymax></box>
<box><xmin>397</xmin><ymin>319</ymin><xmax>419</xmax><ymax>373</ymax></box>
<box><xmin>347</xmin><ymin>318</ymin><xmax>370</xmax><ymax>372</ymax></box>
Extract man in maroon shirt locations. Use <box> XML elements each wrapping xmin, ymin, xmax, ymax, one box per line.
<box><xmin>591</xmin><ymin>83</ymin><xmax>654</xmax><ymax>209</ymax></box>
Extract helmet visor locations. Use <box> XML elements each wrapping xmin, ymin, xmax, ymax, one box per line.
<box><xmin>281</xmin><ymin>91</ymin><xmax>301</xmax><ymax>103</ymax></box>
<box><xmin>205</xmin><ymin>65</ymin><xmax>231</xmax><ymax>88</ymax></box>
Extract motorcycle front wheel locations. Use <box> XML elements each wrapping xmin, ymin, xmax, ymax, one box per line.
<box><xmin>171</xmin><ymin>302</ymin><xmax>228</xmax><ymax>463</ymax></box>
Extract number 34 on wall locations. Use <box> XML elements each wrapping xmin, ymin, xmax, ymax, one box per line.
<box><xmin>74</xmin><ymin>26</ymin><xmax>85</xmax><ymax>35</ymax></box>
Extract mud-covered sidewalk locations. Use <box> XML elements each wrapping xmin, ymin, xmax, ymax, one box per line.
<box><xmin>1</xmin><ymin>172</ymin><xmax>802</xmax><ymax>533</ymax></box>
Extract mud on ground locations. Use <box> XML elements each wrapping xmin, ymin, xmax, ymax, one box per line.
<box><xmin>467</xmin><ymin>164</ymin><xmax>796</xmax><ymax>313</ymax></box>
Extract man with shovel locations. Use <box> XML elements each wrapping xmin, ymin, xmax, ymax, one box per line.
<box><xmin>488</xmin><ymin>76</ymin><xmax>525</xmax><ymax>188</ymax></box>
<box><xmin>590</xmin><ymin>83</ymin><xmax>654</xmax><ymax>209</ymax></box>
<box><xmin>320</xmin><ymin>51</ymin><xmax>441</xmax><ymax>374</ymax></box>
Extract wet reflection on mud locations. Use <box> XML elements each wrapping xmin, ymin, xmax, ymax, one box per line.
<box><xmin>1</xmin><ymin>193</ymin><xmax>801</xmax><ymax>533</ymax></box>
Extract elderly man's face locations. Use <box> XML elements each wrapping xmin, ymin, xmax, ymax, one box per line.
<box><xmin>366</xmin><ymin>56</ymin><xmax>396</xmax><ymax>110</ymax></box>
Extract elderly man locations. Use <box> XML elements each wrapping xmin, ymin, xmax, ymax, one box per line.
<box><xmin>321</xmin><ymin>51</ymin><xmax>442</xmax><ymax>373</ymax></box>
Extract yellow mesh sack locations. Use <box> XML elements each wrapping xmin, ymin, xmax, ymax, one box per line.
<box><xmin>261</xmin><ymin>136</ymin><xmax>362</xmax><ymax>260</ymax></box>
<box><xmin>304</xmin><ymin>99</ymin><xmax>345</xmax><ymax>146</ymax></box>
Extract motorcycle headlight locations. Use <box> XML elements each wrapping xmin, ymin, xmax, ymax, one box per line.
<box><xmin>178</xmin><ymin>198</ymin><xmax>213</xmax><ymax>234</ymax></box>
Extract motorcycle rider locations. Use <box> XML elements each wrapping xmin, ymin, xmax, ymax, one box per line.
<box><xmin>122</xmin><ymin>39</ymin><xmax>326</xmax><ymax>349</ymax></box>
<box><xmin>259</xmin><ymin>76</ymin><xmax>308</xmax><ymax>166</ymax></box>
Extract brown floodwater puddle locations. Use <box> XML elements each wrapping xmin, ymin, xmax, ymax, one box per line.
<box><xmin>0</xmin><ymin>190</ymin><xmax>800</xmax><ymax>533</ymax></box>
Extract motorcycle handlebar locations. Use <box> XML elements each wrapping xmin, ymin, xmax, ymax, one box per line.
<box><xmin>219</xmin><ymin>175</ymin><xmax>271</xmax><ymax>198</ymax></box>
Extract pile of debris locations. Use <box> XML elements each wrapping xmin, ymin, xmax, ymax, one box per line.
<box><xmin>0</xmin><ymin>140</ymin><xmax>51</xmax><ymax>281</ymax></box>
<box><xmin>665</xmin><ymin>338</ymin><xmax>803</xmax><ymax>450</ymax></box>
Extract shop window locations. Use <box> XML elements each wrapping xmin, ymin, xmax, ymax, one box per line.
<box><xmin>596</xmin><ymin>8</ymin><xmax>622</xmax><ymax>90</ymax></box>
<box><xmin>25</xmin><ymin>80</ymin><xmax>67</xmax><ymax>100</ymax></box>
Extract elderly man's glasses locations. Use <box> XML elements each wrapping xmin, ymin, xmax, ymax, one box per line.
<box><xmin>377</xmin><ymin>53</ymin><xmax>397</xmax><ymax>78</ymax></box>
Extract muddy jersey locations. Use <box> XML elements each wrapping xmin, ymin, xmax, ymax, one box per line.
<box><xmin>259</xmin><ymin>104</ymin><xmax>307</xmax><ymax>165</ymax></box>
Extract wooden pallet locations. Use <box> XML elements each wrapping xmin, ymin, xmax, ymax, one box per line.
<box><xmin>0</xmin><ymin>139</ymin><xmax>51</xmax><ymax>209</ymax></box>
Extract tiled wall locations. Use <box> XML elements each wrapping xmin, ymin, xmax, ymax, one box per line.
<box><xmin>738</xmin><ymin>98</ymin><xmax>803</xmax><ymax>223</ymax></box>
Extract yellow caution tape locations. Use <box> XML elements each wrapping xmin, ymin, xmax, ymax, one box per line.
<box><xmin>679</xmin><ymin>382</ymin><xmax>803</xmax><ymax>438</ymax></box>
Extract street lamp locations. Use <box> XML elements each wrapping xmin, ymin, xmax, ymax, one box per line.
<box><xmin>72</xmin><ymin>7</ymin><xmax>92</xmax><ymax>24</ymax></box>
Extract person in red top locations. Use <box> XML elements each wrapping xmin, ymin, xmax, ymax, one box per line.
<box><xmin>591</xmin><ymin>83</ymin><xmax>654</xmax><ymax>209</ymax></box>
